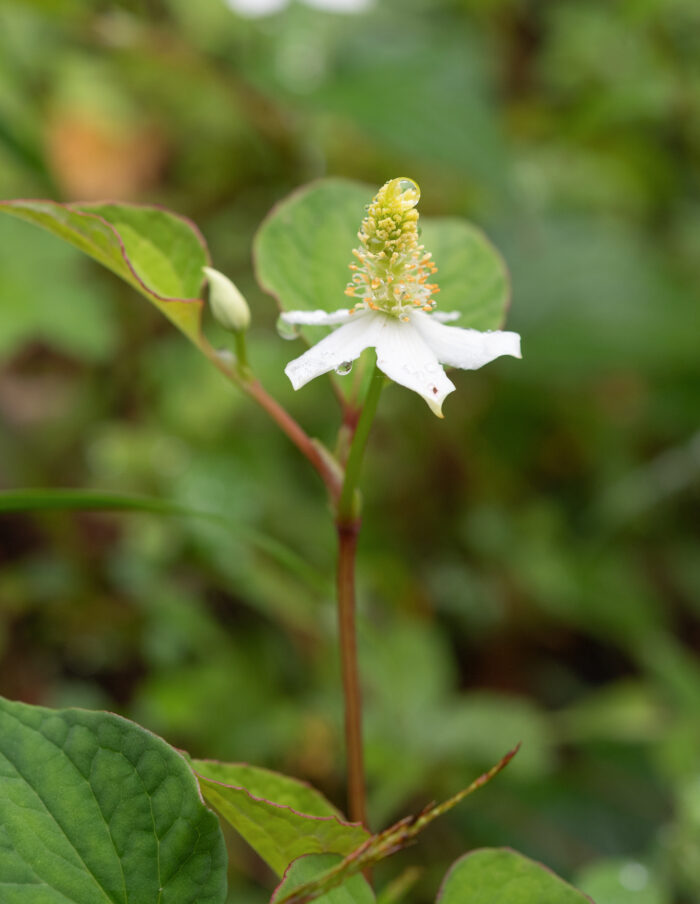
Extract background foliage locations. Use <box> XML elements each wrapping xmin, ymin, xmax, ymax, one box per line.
<box><xmin>0</xmin><ymin>0</ymin><xmax>699</xmax><ymax>902</ymax></box>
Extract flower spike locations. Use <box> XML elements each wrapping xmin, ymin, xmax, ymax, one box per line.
<box><xmin>345</xmin><ymin>178</ymin><xmax>439</xmax><ymax>320</ymax></box>
<box><xmin>280</xmin><ymin>177</ymin><xmax>522</xmax><ymax>416</ymax></box>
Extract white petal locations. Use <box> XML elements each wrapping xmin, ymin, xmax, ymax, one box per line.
<box><xmin>410</xmin><ymin>310</ymin><xmax>521</xmax><ymax>370</ymax></box>
<box><xmin>284</xmin><ymin>313</ymin><xmax>380</xmax><ymax>389</ymax></box>
<box><xmin>304</xmin><ymin>0</ymin><xmax>371</xmax><ymax>10</ymax></box>
<box><xmin>225</xmin><ymin>0</ymin><xmax>287</xmax><ymax>16</ymax></box>
<box><xmin>280</xmin><ymin>308</ymin><xmax>354</xmax><ymax>326</ymax></box>
<box><xmin>431</xmin><ymin>311</ymin><xmax>461</xmax><ymax>323</ymax></box>
<box><xmin>373</xmin><ymin>318</ymin><xmax>455</xmax><ymax>417</ymax></box>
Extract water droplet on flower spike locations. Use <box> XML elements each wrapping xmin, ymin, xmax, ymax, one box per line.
<box><xmin>276</xmin><ymin>315</ymin><xmax>300</xmax><ymax>340</ymax></box>
<box><xmin>334</xmin><ymin>361</ymin><xmax>353</xmax><ymax>376</ymax></box>
<box><xmin>396</xmin><ymin>178</ymin><xmax>420</xmax><ymax>208</ymax></box>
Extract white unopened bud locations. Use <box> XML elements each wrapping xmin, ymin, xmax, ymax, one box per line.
<box><xmin>203</xmin><ymin>266</ymin><xmax>251</xmax><ymax>333</ymax></box>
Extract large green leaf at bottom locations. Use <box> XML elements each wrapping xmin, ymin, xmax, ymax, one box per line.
<box><xmin>0</xmin><ymin>199</ymin><xmax>215</xmax><ymax>357</ymax></box>
<box><xmin>192</xmin><ymin>759</ymin><xmax>369</xmax><ymax>877</ymax></box>
<box><xmin>437</xmin><ymin>849</ymin><xmax>592</xmax><ymax>904</ymax></box>
<box><xmin>253</xmin><ymin>179</ymin><xmax>510</xmax><ymax>330</ymax></box>
<box><xmin>0</xmin><ymin>696</ymin><xmax>227</xmax><ymax>904</ymax></box>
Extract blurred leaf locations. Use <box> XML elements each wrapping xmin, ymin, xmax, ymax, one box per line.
<box><xmin>0</xmin><ymin>110</ymin><xmax>48</xmax><ymax>181</ymax></box>
<box><xmin>573</xmin><ymin>857</ymin><xmax>671</xmax><ymax>904</ymax></box>
<box><xmin>365</xmin><ymin>617</ymin><xmax>455</xmax><ymax>716</ymax></box>
<box><xmin>437</xmin><ymin>849</ymin><xmax>592</xmax><ymax>903</ymax></box>
<box><xmin>310</xmin><ymin>27</ymin><xmax>507</xmax><ymax>191</ymax></box>
<box><xmin>0</xmin><ymin>199</ymin><xmax>218</xmax><ymax>359</ymax></box>
<box><xmin>374</xmin><ymin>867</ymin><xmax>421</xmax><ymax>904</ymax></box>
<box><xmin>500</xmin><ymin>213</ymin><xmax>698</xmax><ymax>378</ymax></box>
<box><xmin>0</xmin><ymin>214</ymin><xmax>116</xmax><ymax>360</ymax></box>
<box><xmin>0</xmin><ymin>488</ymin><xmax>328</xmax><ymax>593</ymax></box>
<box><xmin>595</xmin><ymin>429</ymin><xmax>700</xmax><ymax>527</ymax></box>
<box><xmin>0</xmin><ymin>695</ymin><xmax>227</xmax><ymax>903</ymax></box>
<box><xmin>540</xmin><ymin>4</ymin><xmax>675</xmax><ymax>128</ymax></box>
<box><xmin>192</xmin><ymin>759</ymin><xmax>369</xmax><ymax>876</ymax></box>
<box><xmin>254</xmin><ymin>179</ymin><xmax>510</xmax><ymax>332</ymax></box>
<box><xmin>432</xmin><ymin>694</ymin><xmax>554</xmax><ymax>779</ymax></box>
<box><xmin>362</xmin><ymin>618</ymin><xmax>457</xmax><ymax>822</ymax></box>
<box><xmin>556</xmin><ymin>681</ymin><xmax>666</xmax><ymax>745</ymax></box>
<box><xmin>272</xmin><ymin>853</ymin><xmax>374</xmax><ymax>904</ymax></box>
<box><xmin>663</xmin><ymin>776</ymin><xmax>700</xmax><ymax>895</ymax></box>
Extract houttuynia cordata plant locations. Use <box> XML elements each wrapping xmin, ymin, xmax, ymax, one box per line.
<box><xmin>0</xmin><ymin>180</ymin><xmax>593</xmax><ymax>903</ymax></box>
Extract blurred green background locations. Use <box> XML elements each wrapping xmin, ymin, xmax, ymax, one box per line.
<box><xmin>1</xmin><ymin>0</ymin><xmax>699</xmax><ymax>901</ymax></box>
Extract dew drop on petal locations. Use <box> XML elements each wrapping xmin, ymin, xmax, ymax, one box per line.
<box><xmin>334</xmin><ymin>361</ymin><xmax>353</xmax><ymax>375</ymax></box>
<box><xmin>397</xmin><ymin>178</ymin><xmax>420</xmax><ymax>207</ymax></box>
<box><xmin>276</xmin><ymin>314</ymin><xmax>300</xmax><ymax>340</ymax></box>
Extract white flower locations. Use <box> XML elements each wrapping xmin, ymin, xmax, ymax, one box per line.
<box><xmin>280</xmin><ymin>178</ymin><xmax>521</xmax><ymax>417</ymax></box>
<box><xmin>225</xmin><ymin>0</ymin><xmax>371</xmax><ymax>18</ymax></box>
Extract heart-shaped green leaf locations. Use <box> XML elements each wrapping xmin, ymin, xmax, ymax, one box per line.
<box><xmin>437</xmin><ymin>849</ymin><xmax>593</xmax><ymax>904</ymax></box>
<box><xmin>192</xmin><ymin>759</ymin><xmax>370</xmax><ymax>877</ymax></box>
<box><xmin>0</xmin><ymin>695</ymin><xmax>227</xmax><ymax>903</ymax></box>
<box><xmin>253</xmin><ymin>179</ymin><xmax>509</xmax><ymax>330</ymax></box>
<box><xmin>0</xmin><ymin>200</ymin><xmax>216</xmax><ymax>358</ymax></box>
<box><xmin>254</xmin><ymin>179</ymin><xmax>370</xmax><ymax>318</ymax></box>
<box><xmin>272</xmin><ymin>854</ymin><xmax>375</xmax><ymax>904</ymax></box>
<box><xmin>420</xmin><ymin>218</ymin><xmax>509</xmax><ymax>330</ymax></box>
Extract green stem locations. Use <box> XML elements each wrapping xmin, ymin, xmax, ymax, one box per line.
<box><xmin>233</xmin><ymin>330</ymin><xmax>250</xmax><ymax>373</ymax></box>
<box><xmin>337</xmin><ymin>363</ymin><xmax>385</xmax><ymax>525</ymax></box>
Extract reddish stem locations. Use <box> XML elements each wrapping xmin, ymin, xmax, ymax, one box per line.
<box><xmin>336</xmin><ymin>520</ymin><xmax>367</xmax><ymax>827</ymax></box>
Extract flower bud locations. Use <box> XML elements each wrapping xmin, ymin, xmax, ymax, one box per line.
<box><xmin>203</xmin><ymin>266</ymin><xmax>251</xmax><ymax>333</ymax></box>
